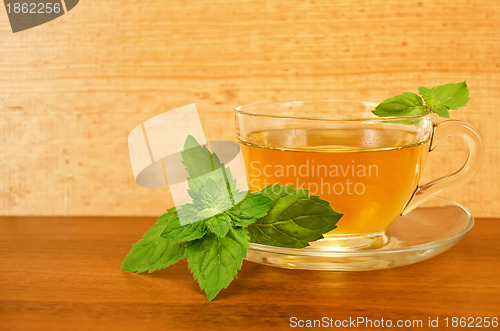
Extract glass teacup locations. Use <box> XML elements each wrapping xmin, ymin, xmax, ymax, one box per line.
<box><xmin>235</xmin><ymin>100</ymin><xmax>483</xmax><ymax>249</ymax></box>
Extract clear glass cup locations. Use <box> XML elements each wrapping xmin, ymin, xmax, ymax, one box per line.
<box><xmin>235</xmin><ymin>100</ymin><xmax>484</xmax><ymax>249</ymax></box>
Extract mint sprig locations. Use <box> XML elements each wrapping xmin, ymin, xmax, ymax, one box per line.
<box><xmin>122</xmin><ymin>136</ymin><xmax>343</xmax><ymax>301</ymax></box>
<box><xmin>372</xmin><ymin>81</ymin><xmax>469</xmax><ymax>119</ymax></box>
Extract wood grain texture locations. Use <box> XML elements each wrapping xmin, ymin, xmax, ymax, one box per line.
<box><xmin>0</xmin><ymin>216</ymin><xmax>499</xmax><ymax>330</ymax></box>
<box><xmin>0</xmin><ymin>0</ymin><xmax>499</xmax><ymax>216</ymax></box>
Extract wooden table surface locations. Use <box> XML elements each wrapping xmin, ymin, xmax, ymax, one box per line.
<box><xmin>1</xmin><ymin>217</ymin><xmax>499</xmax><ymax>330</ymax></box>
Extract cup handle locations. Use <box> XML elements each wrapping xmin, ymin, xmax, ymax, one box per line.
<box><xmin>402</xmin><ymin>120</ymin><xmax>484</xmax><ymax>215</ymax></box>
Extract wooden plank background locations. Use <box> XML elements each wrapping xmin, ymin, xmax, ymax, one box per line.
<box><xmin>0</xmin><ymin>0</ymin><xmax>499</xmax><ymax>216</ymax></box>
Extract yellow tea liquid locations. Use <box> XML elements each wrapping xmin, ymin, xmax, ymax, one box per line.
<box><xmin>240</xmin><ymin>128</ymin><xmax>429</xmax><ymax>236</ymax></box>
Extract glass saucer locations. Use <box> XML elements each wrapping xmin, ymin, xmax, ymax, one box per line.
<box><xmin>246</xmin><ymin>197</ymin><xmax>473</xmax><ymax>271</ymax></box>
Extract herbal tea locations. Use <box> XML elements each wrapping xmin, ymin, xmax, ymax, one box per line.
<box><xmin>240</xmin><ymin>127</ymin><xmax>429</xmax><ymax>236</ymax></box>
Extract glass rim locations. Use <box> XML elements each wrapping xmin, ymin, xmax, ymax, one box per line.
<box><xmin>235</xmin><ymin>99</ymin><xmax>433</xmax><ymax>122</ymax></box>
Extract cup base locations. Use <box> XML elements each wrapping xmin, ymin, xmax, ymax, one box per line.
<box><xmin>310</xmin><ymin>233</ymin><xmax>386</xmax><ymax>251</ymax></box>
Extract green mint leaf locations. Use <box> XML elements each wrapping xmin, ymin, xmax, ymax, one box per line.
<box><xmin>247</xmin><ymin>184</ymin><xmax>343</xmax><ymax>248</ymax></box>
<box><xmin>181</xmin><ymin>135</ymin><xmax>241</xmax><ymax>206</ymax></box>
<box><xmin>181</xmin><ymin>135</ymin><xmax>221</xmax><ymax>201</ymax></box>
<box><xmin>160</xmin><ymin>205</ymin><xmax>208</xmax><ymax>242</ymax></box>
<box><xmin>181</xmin><ymin>135</ymin><xmax>216</xmax><ymax>178</ymax></box>
<box><xmin>229</xmin><ymin>192</ymin><xmax>273</xmax><ymax>226</ymax></box>
<box><xmin>419</xmin><ymin>81</ymin><xmax>469</xmax><ymax>110</ymax></box>
<box><xmin>199</xmin><ymin>177</ymin><xmax>233</xmax><ymax>214</ymax></box>
<box><xmin>201</xmin><ymin>177</ymin><xmax>222</xmax><ymax>205</ymax></box>
<box><xmin>434</xmin><ymin>105</ymin><xmax>450</xmax><ymax>118</ymax></box>
<box><xmin>418</xmin><ymin>86</ymin><xmax>449</xmax><ymax>117</ymax></box>
<box><xmin>205</xmin><ymin>214</ymin><xmax>232</xmax><ymax>237</ymax></box>
<box><xmin>371</xmin><ymin>92</ymin><xmax>426</xmax><ymax>117</ymax></box>
<box><xmin>418</xmin><ymin>81</ymin><xmax>469</xmax><ymax>118</ymax></box>
<box><xmin>122</xmin><ymin>207</ymin><xmax>186</xmax><ymax>273</ymax></box>
<box><xmin>417</xmin><ymin>86</ymin><xmax>430</xmax><ymax>96</ymax></box>
<box><xmin>228</xmin><ymin>216</ymin><xmax>257</xmax><ymax>227</ymax></box>
<box><xmin>186</xmin><ymin>227</ymin><xmax>249</xmax><ymax>301</ymax></box>
<box><xmin>196</xmin><ymin>207</ymin><xmax>217</xmax><ymax>219</ymax></box>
